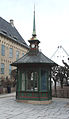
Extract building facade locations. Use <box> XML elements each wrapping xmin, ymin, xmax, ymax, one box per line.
<box><xmin>51</xmin><ymin>45</ymin><xmax>69</xmax><ymax>66</ymax></box>
<box><xmin>0</xmin><ymin>17</ymin><xmax>29</xmax><ymax>79</ymax></box>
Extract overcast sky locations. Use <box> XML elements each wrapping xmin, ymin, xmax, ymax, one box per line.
<box><xmin>0</xmin><ymin>0</ymin><xmax>69</xmax><ymax>58</ymax></box>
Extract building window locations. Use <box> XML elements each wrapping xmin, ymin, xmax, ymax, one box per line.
<box><xmin>22</xmin><ymin>73</ymin><xmax>25</xmax><ymax>91</ymax></box>
<box><xmin>26</xmin><ymin>71</ymin><xmax>38</xmax><ymax>91</ymax></box>
<box><xmin>16</xmin><ymin>51</ymin><xmax>19</xmax><ymax>60</ymax></box>
<box><xmin>1</xmin><ymin>45</ymin><xmax>5</xmax><ymax>56</ymax></box>
<box><xmin>41</xmin><ymin>70</ymin><xmax>47</xmax><ymax>91</ymax></box>
<box><xmin>22</xmin><ymin>52</ymin><xmax>24</xmax><ymax>56</ymax></box>
<box><xmin>9</xmin><ymin>64</ymin><xmax>12</xmax><ymax>75</ymax></box>
<box><xmin>9</xmin><ymin>48</ymin><xmax>13</xmax><ymax>58</ymax></box>
<box><xmin>1</xmin><ymin>63</ymin><xmax>5</xmax><ymax>74</ymax></box>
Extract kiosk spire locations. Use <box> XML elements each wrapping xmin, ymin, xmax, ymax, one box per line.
<box><xmin>32</xmin><ymin>4</ymin><xmax>36</xmax><ymax>36</ymax></box>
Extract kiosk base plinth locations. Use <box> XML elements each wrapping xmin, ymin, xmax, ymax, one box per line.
<box><xmin>16</xmin><ymin>100</ymin><xmax>52</xmax><ymax>104</ymax></box>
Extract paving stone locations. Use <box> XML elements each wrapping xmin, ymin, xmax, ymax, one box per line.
<box><xmin>0</xmin><ymin>95</ymin><xmax>69</xmax><ymax>119</ymax></box>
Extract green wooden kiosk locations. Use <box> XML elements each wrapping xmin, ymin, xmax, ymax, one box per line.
<box><xmin>11</xmin><ymin>9</ymin><xmax>56</xmax><ymax>104</ymax></box>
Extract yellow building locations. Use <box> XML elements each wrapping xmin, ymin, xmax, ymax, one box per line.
<box><xmin>0</xmin><ymin>17</ymin><xmax>29</xmax><ymax>79</ymax></box>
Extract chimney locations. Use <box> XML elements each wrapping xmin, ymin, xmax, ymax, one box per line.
<box><xmin>10</xmin><ymin>19</ymin><xmax>14</xmax><ymax>27</ymax></box>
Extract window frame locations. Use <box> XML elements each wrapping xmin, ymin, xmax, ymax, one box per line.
<box><xmin>22</xmin><ymin>52</ymin><xmax>24</xmax><ymax>56</ymax></box>
<box><xmin>21</xmin><ymin>72</ymin><xmax>25</xmax><ymax>91</ymax></box>
<box><xmin>9</xmin><ymin>48</ymin><xmax>13</xmax><ymax>58</ymax></box>
<box><xmin>9</xmin><ymin>64</ymin><xmax>12</xmax><ymax>75</ymax></box>
<box><xmin>1</xmin><ymin>44</ymin><xmax>5</xmax><ymax>56</ymax></box>
<box><xmin>1</xmin><ymin>63</ymin><xmax>5</xmax><ymax>74</ymax></box>
<box><xmin>16</xmin><ymin>51</ymin><xmax>19</xmax><ymax>60</ymax></box>
<box><xmin>26</xmin><ymin>71</ymin><xmax>38</xmax><ymax>91</ymax></box>
<box><xmin>41</xmin><ymin>69</ymin><xmax>50</xmax><ymax>91</ymax></box>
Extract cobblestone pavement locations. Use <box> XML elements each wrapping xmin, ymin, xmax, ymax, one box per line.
<box><xmin>0</xmin><ymin>94</ymin><xmax>69</xmax><ymax>119</ymax></box>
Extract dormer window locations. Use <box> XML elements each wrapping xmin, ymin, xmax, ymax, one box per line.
<box><xmin>13</xmin><ymin>36</ymin><xmax>17</xmax><ymax>40</ymax></box>
<box><xmin>1</xmin><ymin>30</ymin><xmax>7</xmax><ymax>35</ymax></box>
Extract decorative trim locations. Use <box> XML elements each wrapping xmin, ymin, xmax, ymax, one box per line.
<box><xmin>19</xmin><ymin>95</ymin><xmax>48</xmax><ymax>99</ymax></box>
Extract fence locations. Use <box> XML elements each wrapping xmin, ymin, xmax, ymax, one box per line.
<box><xmin>52</xmin><ymin>86</ymin><xmax>69</xmax><ymax>98</ymax></box>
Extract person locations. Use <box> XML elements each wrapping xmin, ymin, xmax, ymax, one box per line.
<box><xmin>6</xmin><ymin>76</ymin><xmax>11</xmax><ymax>93</ymax></box>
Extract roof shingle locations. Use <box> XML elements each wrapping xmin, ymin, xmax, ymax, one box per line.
<box><xmin>12</xmin><ymin>51</ymin><xmax>57</xmax><ymax>66</ymax></box>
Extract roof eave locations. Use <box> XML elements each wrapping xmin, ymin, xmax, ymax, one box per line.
<box><xmin>0</xmin><ymin>32</ymin><xmax>29</xmax><ymax>49</ymax></box>
<box><xmin>11</xmin><ymin>62</ymin><xmax>57</xmax><ymax>67</ymax></box>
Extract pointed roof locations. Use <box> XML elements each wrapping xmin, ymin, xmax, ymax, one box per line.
<box><xmin>32</xmin><ymin>5</ymin><xmax>36</xmax><ymax>36</ymax></box>
<box><xmin>51</xmin><ymin>45</ymin><xmax>69</xmax><ymax>66</ymax></box>
<box><xmin>29</xmin><ymin>6</ymin><xmax>40</xmax><ymax>42</ymax></box>
<box><xmin>11</xmin><ymin>51</ymin><xmax>57</xmax><ymax>66</ymax></box>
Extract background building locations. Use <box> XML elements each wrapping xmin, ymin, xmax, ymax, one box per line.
<box><xmin>51</xmin><ymin>45</ymin><xmax>69</xmax><ymax>66</ymax></box>
<box><xmin>0</xmin><ymin>17</ymin><xmax>29</xmax><ymax>79</ymax></box>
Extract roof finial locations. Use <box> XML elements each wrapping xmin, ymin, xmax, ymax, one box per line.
<box><xmin>34</xmin><ymin>3</ymin><xmax>35</xmax><ymax>11</ymax></box>
<box><xmin>32</xmin><ymin>4</ymin><xmax>36</xmax><ymax>37</ymax></box>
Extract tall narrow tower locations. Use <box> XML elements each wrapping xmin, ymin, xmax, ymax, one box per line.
<box><xmin>28</xmin><ymin>6</ymin><xmax>40</xmax><ymax>52</ymax></box>
<box><xmin>32</xmin><ymin>5</ymin><xmax>36</xmax><ymax>36</ymax></box>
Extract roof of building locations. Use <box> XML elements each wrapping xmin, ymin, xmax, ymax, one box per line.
<box><xmin>51</xmin><ymin>45</ymin><xmax>69</xmax><ymax>66</ymax></box>
<box><xmin>12</xmin><ymin>50</ymin><xmax>57</xmax><ymax>67</ymax></box>
<box><xmin>0</xmin><ymin>17</ymin><xmax>29</xmax><ymax>48</ymax></box>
